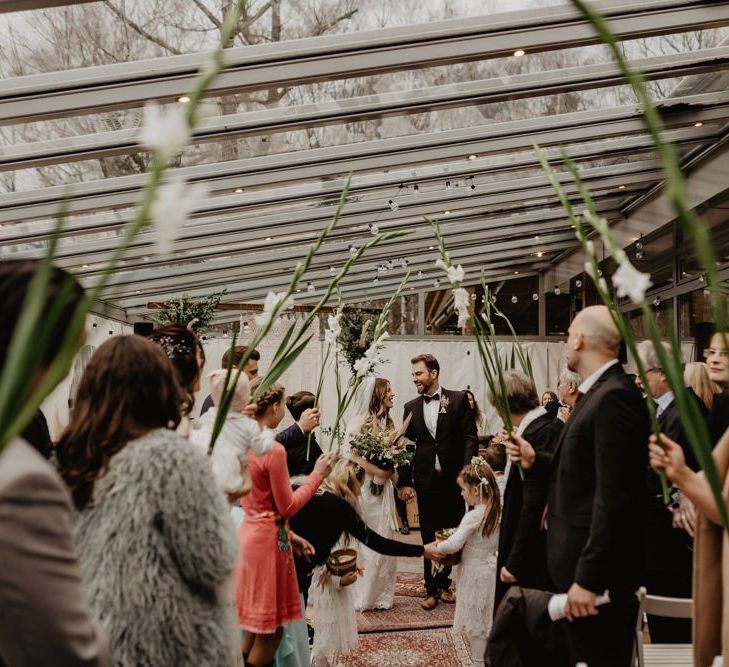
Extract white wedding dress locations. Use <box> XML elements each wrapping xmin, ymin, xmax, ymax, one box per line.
<box><xmin>342</xmin><ymin>378</ymin><xmax>400</xmax><ymax>611</ymax></box>
<box><xmin>353</xmin><ymin>469</ymin><xmax>399</xmax><ymax>610</ymax></box>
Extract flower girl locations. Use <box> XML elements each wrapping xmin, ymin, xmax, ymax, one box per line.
<box><xmin>189</xmin><ymin>369</ymin><xmax>273</xmax><ymax>497</ymax></box>
<box><xmin>426</xmin><ymin>457</ymin><xmax>501</xmax><ymax>667</ymax></box>
<box><xmin>307</xmin><ymin>460</ymin><xmax>364</xmax><ymax>667</ymax></box>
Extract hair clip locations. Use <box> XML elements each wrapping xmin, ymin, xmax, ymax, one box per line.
<box><xmin>470</xmin><ymin>455</ymin><xmax>487</xmax><ymax>467</ymax></box>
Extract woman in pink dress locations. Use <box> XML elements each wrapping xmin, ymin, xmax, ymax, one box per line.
<box><xmin>236</xmin><ymin>382</ymin><xmax>335</xmax><ymax>667</ymax></box>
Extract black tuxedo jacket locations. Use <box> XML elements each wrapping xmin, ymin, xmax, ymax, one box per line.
<box><xmin>544</xmin><ymin>363</ymin><xmax>650</xmax><ymax>596</ymax></box>
<box><xmin>276</xmin><ymin>423</ymin><xmax>323</xmax><ymax>478</ymax></box>
<box><xmin>400</xmin><ymin>388</ymin><xmax>478</xmax><ymax>492</ymax></box>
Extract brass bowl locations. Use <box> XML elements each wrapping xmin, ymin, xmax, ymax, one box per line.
<box><xmin>326</xmin><ymin>548</ymin><xmax>358</xmax><ymax>576</ymax></box>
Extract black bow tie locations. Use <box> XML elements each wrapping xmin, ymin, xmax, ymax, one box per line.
<box><xmin>423</xmin><ymin>393</ymin><xmax>440</xmax><ymax>403</ymax></box>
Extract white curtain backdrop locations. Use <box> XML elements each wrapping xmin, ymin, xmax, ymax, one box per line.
<box><xmin>315</xmin><ymin>338</ymin><xmax>567</xmax><ymax>448</ymax></box>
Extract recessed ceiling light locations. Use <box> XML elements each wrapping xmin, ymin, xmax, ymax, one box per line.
<box><xmin>514</xmin><ymin>271</ymin><xmax>519</xmax><ymax>274</ymax></box>
<box><xmin>618</xmin><ymin>185</ymin><xmax>626</xmax><ymax>190</ymax></box>
<box><xmin>136</xmin><ymin>290</ymin><xmax>141</xmax><ymax>294</ymax></box>
<box><xmin>177</xmin><ymin>95</ymin><xmax>190</xmax><ymax>103</ymax></box>
<box><xmin>536</xmin><ymin>251</ymin><xmax>544</xmax><ymax>257</ymax></box>
<box><xmin>444</xmin><ymin>210</ymin><xmax>450</xmax><ymax>215</ymax></box>
<box><xmin>468</xmin><ymin>154</ymin><xmax>477</xmax><ymax>160</ymax></box>
<box><xmin>82</xmin><ymin>264</ymin><xmax>88</xmax><ymax>268</ymax></box>
<box><xmin>265</xmin><ymin>236</ymin><xmax>272</xmax><ymax>241</ymax></box>
<box><xmin>513</xmin><ymin>49</ymin><xmax>526</xmax><ymax>57</ymax></box>
<box><xmin>694</xmin><ymin>121</ymin><xmax>704</xmax><ymax>128</ymax></box>
<box><xmin>234</xmin><ymin>188</ymin><xmax>243</xmax><ymax>193</ymax></box>
<box><xmin>429</xmin><ymin>246</ymin><xmax>435</xmax><ymax>250</ymax></box>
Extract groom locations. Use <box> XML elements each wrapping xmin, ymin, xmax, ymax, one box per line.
<box><xmin>399</xmin><ymin>354</ymin><xmax>478</xmax><ymax>610</ymax></box>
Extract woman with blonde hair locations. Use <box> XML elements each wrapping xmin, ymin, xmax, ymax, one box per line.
<box><xmin>684</xmin><ymin>361</ymin><xmax>719</xmax><ymax>412</ymax></box>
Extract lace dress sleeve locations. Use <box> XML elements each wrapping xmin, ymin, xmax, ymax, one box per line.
<box><xmin>436</xmin><ymin>506</ymin><xmax>485</xmax><ymax>554</ymax></box>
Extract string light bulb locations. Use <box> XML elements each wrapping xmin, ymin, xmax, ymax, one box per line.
<box><xmin>532</xmin><ymin>292</ymin><xmax>539</xmax><ymax>301</ymax></box>
<box><xmin>511</xmin><ymin>295</ymin><xmax>518</xmax><ymax>303</ymax></box>
<box><xmin>307</xmin><ymin>282</ymin><xmax>315</xmax><ymax>293</ymax></box>
<box><xmin>388</xmin><ymin>199</ymin><xmax>399</xmax><ymax>211</ymax></box>
<box><xmin>349</xmin><ymin>245</ymin><xmax>357</xmax><ymax>257</ymax></box>
<box><xmin>329</xmin><ymin>266</ymin><xmax>336</xmax><ymax>275</ymax></box>
<box><xmin>369</xmin><ymin>223</ymin><xmax>379</xmax><ymax>235</ymax></box>
<box><xmin>554</xmin><ymin>286</ymin><xmax>561</xmax><ymax>295</ymax></box>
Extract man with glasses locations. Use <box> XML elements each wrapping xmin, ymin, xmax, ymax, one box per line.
<box><xmin>636</xmin><ymin>340</ymin><xmax>704</xmax><ymax>645</ymax></box>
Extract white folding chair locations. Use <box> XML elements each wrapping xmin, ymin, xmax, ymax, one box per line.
<box><xmin>634</xmin><ymin>587</ymin><xmax>693</xmax><ymax>667</ymax></box>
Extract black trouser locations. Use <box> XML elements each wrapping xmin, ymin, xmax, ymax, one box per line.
<box><xmin>562</xmin><ymin>594</ymin><xmax>638</xmax><ymax>667</ymax></box>
<box><xmin>416</xmin><ymin>473</ymin><xmax>465</xmax><ymax>597</ymax></box>
<box><xmin>394</xmin><ymin>488</ymin><xmax>408</xmax><ymax>526</ymax></box>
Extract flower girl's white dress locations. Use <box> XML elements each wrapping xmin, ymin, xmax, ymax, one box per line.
<box><xmin>436</xmin><ymin>504</ymin><xmax>498</xmax><ymax>641</ymax></box>
<box><xmin>308</xmin><ymin>538</ymin><xmax>358</xmax><ymax>666</ymax></box>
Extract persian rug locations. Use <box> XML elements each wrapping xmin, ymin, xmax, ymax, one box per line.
<box><xmin>394</xmin><ymin>572</ymin><xmax>426</xmax><ymax>598</ymax></box>
<box><xmin>337</xmin><ymin>628</ymin><xmax>471</xmax><ymax>666</ymax></box>
<box><xmin>357</xmin><ymin>594</ymin><xmax>455</xmax><ymax>633</ymax></box>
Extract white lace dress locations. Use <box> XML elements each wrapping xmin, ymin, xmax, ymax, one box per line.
<box><xmin>436</xmin><ymin>504</ymin><xmax>498</xmax><ymax>640</ymax></box>
<box><xmin>353</xmin><ymin>473</ymin><xmax>399</xmax><ymax>610</ymax></box>
<box><xmin>308</xmin><ymin>538</ymin><xmax>358</xmax><ymax>665</ymax></box>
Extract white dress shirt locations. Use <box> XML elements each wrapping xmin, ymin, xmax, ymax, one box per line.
<box><xmin>423</xmin><ymin>387</ymin><xmax>442</xmax><ymax>472</ymax></box>
<box><xmin>577</xmin><ymin>359</ymin><xmax>619</xmax><ymax>395</ymax></box>
<box><xmin>655</xmin><ymin>391</ymin><xmax>674</xmax><ymax>417</ymax></box>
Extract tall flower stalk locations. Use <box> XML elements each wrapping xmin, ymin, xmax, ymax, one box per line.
<box><xmin>429</xmin><ymin>217</ymin><xmax>523</xmax><ymax>478</ymax></box>
<box><xmin>208</xmin><ymin>179</ymin><xmax>408</xmax><ymax>453</ymax></box>
<box><xmin>0</xmin><ymin>0</ymin><xmax>248</xmax><ymax>452</ymax></box>
<box><xmin>328</xmin><ymin>272</ymin><xmax>410</xmax><ymax>450</ymax></box>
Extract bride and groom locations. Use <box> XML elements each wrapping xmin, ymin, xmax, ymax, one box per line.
<box><xmin>344</xmin><ymin>353</ymin><xmax>478</xmax><ymax>612</ymax></box>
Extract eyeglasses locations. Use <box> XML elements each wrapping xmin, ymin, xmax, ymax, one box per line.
<box><xmin>703</xmin><ymin>348</ymin><xmax>729</xmax><ymax>360</ymax></box>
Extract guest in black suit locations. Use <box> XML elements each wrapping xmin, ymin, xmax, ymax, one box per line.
<box><xmin>637</xmin><ymin>340</ymin><xmax>706</xmax><ymax>644</ymax></box>
<box><xmin>397</xmin><ymin>353</ymin><xmax>478</xmax><ymax>610</ymax></box>
<box><xmin>508</xmin><ymin>306</ymin><xmax>650</xmax><ymax>667</ymax></box>
<box><xmin>276</xmin><ymin>390</ymin><xmax>323</xmax><ymax>477</ymax></box>
<box><xmin>199</xmin><ymin>345</ymin><xmax>260</xmax><ymax>416</ymax></box>
<box><xmin>494</xmin><ymin>371</ymin><xmax>562</xmax><ymax>610</ymax></box>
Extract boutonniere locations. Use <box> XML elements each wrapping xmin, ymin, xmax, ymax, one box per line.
<box><xmin>439</xmin><ymin>395</ymin><xmax>450</xmax><ymax>414</ymax></box>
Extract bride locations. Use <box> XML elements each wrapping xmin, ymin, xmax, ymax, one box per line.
<box><xmin>344</xmin><ymin>376</ymin><xmax>401</xmax><ymax>611</ymax></box>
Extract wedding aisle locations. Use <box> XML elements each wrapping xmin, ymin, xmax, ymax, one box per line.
<box><xmin>328</xmin><ymin>546</ymin><xmax>474</xmax><ymax>666</ymax></box>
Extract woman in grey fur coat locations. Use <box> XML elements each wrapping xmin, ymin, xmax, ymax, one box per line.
<box><xmin>57</xmin><ymin>336</ymin><xmax>239</xmax><ymax>667</ymax></box>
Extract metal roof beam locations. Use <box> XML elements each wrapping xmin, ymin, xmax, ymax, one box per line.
<box><xmin>1</xmin><ymin>1</ymin><xmax>727</xmax><ymax>124</ymax></box>
<box><xmin>1</xmin><ymin>90</ymin><xmax>722</xmax><ymax>226</ymax></box>
<box><xmin>4</xmin><ymin>46</ymin><xmax>729</xmax><ymax>171</ymax></box>
<box><xmin>119</xmin><ymin>247</ymin><xmax>551</xmax><ymax>312</ymax></box>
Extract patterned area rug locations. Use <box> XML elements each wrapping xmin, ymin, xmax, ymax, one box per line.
<box><xmin>337</xmin><ymin>628</ymin><xmax>471</xmax><ymax>666</ymax></box>
<box><xmin>357</xmin><ymin>594</ymin><xmax>455</xmax><ymax>633</ymax></box>
<box><xmin>394</xmin><ymin>572</ymin><xmax>426</xmax><ymax>598</ymax></box>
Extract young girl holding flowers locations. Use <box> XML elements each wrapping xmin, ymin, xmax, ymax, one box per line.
<box><xmin>426</xmin><ymin>457</ymin><xmax>501</xmax><ymax>667</ymax></box>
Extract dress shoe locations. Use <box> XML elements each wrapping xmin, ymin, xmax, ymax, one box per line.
<box><xmin>421</xmin><ymin>595</ymin><xmax>438</xmax><ymax>611</ymax></box>
<box><xmin>399</xmin><ymin>521</ymin><xmax>410</xmax><ymax>535</ymax></box>
<box><xmin>438</xmin><ymin>588</ymin><xmax>456</xmax><ymax>604</ymax></box>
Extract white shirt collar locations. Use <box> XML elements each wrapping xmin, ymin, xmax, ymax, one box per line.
<box><xmin>578</xmin><ymin>359</ymin><xmax>619</xmax><ymax>395</ymax></box>
<box><xmin>656</xmin><ymin>391</ymin><xmax>674</xmax><ymax>416</ymax></box>
<box><xmin>516</xmin><ymin>405</ymin><xmax>547</xmax><ymax>436</ymax></box>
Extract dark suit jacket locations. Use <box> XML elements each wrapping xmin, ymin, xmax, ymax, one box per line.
<box><xmin>644</xmin><ymin>391</ymin><xmax>706</xmax><ymax>584</ymax></box>
<box><xmin>276</xmin><ymin>422</ymin><xmax>323</xmax><ymax>477</ymax></box>
<box><xmin>497</xmin><ymin>412</ymin><xmax>562</xmax><ymax>605</ymax></box>
<box><xmin>400</xmin><ymin>388</ymin><xmax>478</xmax><ymax>493</ymax></box>
<box><xmin>545</xmin><ymin>363</ymin><xmax>650</xmax><ymax>596</ymax></box>
<box><xmin>709</xmin><ymin>391</ymin><xmax>729</xmax><ymax>446</ymax></box>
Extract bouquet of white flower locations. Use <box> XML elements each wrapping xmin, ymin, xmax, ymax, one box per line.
<box><xmin>349</xmin><ymin>418</ymin><xmax>413</xmax><ymax>496</ymax></box>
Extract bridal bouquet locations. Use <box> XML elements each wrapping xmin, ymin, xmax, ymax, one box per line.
<box><xmin>349</xmin><ymin>421</ymin><xmax>413</xmax><ymax>496</ymax></box>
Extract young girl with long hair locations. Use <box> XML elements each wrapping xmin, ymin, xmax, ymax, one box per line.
<box><xmin>426</xmin><ymin>457</ymin><xmax>502</xmax><ymax>667</ymax></box>
<box><xmin>236</xmin><ymin>381</ymin><xmax>336</xmax><ymax>667</ymax></box>
<box><xmin>56</xmin><ymin>335</ymin><xmax>239</xmax><ymax>667</ymax></box>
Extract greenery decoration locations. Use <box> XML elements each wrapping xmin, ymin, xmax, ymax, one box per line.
<box><xmin>154</xmin><ymin>290</ymin><xmax>227</xmax><ymax>332</ymax></box>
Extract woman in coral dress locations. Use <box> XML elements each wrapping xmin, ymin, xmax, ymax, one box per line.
<box><xmin>236</xmin><ymin>382</ymin><xmax>335</xmax><ymax>667</ymax></box>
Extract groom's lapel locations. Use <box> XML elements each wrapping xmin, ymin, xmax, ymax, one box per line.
<box><xmin>435</xmin><ymin>389</ymin><xmax>448</xmax><ymax>439</ymax></box>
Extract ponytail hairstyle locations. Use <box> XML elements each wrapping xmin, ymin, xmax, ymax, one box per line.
<box><xmin>458</xmin><ymin>456</ymin><xmax>501</xmax><ymax>538</ymax></box>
